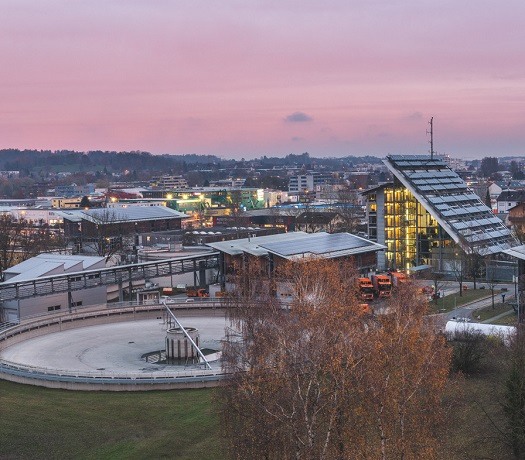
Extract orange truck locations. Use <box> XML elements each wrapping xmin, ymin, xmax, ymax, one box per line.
<box><xmin>371</xmin><ymin>274</ymin><xmax>392</xmax><ymax>298</ymax></box>
<box><xmin>389</xmin><ymin>271</ymin><xmax>408</xmax><ymax>287</ymax></box>
<box><xmin>357</xmin><ymin>277</ymin><xmax>375</xmax><ymax>301</ymax></box>
<box><xmin>186</xmin><ymin>288</ymin><xmax>210</xmax><ymax>298</ymax></box>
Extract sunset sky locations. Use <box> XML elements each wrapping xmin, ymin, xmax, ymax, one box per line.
<box><xmin>2</xmin><ymin>1</ymin><xmax>525</xmax><ymax>159</ymax></box>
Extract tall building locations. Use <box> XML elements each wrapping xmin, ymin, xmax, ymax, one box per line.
<box><xmin>150</xmin><ymin>175</ymin><xmax>188</xmax><ymax>189</ymax></box>
<box><xmin>364</xmin><ymin>155</ymin><xmax>517</xmax><ymax>273</ymax></box>
<box><xmin>288</xmin><ymin>172</ymin><xmax>335</xmax><ymax>193</ymax></box>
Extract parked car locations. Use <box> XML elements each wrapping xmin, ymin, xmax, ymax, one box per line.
<box><xmin>160</xmin><ymin>296</ymin><xmax>175</xmax><ymax>304</ymax></box>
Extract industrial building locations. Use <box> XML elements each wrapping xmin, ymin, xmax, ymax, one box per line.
<box><xmin>207</xmin><ymin>231</ymin><xmax>386</xmax><ymax>283</ymax></box>
<box><xmin>1</xmin><ymin>254</ymin><xmax>107</xmax><ymax>320</ymax></box>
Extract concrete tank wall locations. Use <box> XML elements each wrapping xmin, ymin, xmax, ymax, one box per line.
<box><xmin>165</xmin><ymin>327</ymin><xmax>199</xmax><ymax>361</ymax></box>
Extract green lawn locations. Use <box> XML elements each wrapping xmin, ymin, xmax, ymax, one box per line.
<box><xmin>0</xmin><ymin>381</ymin><xmax>225</xmax><ymax>460</ymax></box>
<box><xmin>0</xmin><ymin>351</ymin><xmax>517</xmax><ymax>460</ymax></box>
<box><xmin>473</xmin><ymin>302</ymin><xmax>515</xmax><ymax>322</ymax></box>
<box><xmin>429</xmin><ymin>288</ymin><xmax>493</xmax><ymax>313</ymax></box>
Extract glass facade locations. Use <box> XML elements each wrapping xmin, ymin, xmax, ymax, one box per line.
<box><xmin>368</xmin><ymin>180</ymin><xmax>454</xmax><ymax>271</ymax></box>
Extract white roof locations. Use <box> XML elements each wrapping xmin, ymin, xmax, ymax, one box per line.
<box><xmin>57</xmin><ymin>206</ymin><xmax>189</xmax><ymax>223</ymax></box>
<box><xmin>2</xmin><ymin>254</ymin><xmax>106</xmax><ymax>282</ymax></box>
<box><xmin>503</xmin><ymin>244</ymin><xmax>525</xmax><ymax>261</ymax></box>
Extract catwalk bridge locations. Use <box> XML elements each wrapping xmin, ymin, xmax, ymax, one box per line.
<box><xmin>0</xmin><ymin>252</ymin><xmax>220</xmax><ymax>303</ymax></box>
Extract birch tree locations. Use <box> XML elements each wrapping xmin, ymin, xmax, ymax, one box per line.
<box><xmin>220</xmin><ymin>257</ymin><xmax>451</xmax><ymax>459</ymax></box>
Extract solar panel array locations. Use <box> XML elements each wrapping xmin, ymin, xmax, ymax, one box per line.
<box><xmin>260</xmin><ymin>233</ymin><xmax>376</xmax><ymax>258</ymax></box>
<box><xmin>386</xmin><ymin>155</ymin><xmax>517</xmax><ymax>255</ymax></box>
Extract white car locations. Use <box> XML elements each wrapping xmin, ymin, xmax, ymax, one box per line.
<box><xmin>453</xmin><ymin>316</ymin><xmax>471</xmax><ymax>323</ymax></box>
<box><xmin>160</xmin><ymin>296</ymin><xmax>175</xmax><ymax>304</ymax></box>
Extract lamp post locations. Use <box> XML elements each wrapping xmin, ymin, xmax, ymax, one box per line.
<box><xmin>515</xmin><ymin>274</ymin><xmax>521</xmax><ymax>324</ymax></box>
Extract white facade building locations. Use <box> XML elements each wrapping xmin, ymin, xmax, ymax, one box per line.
<box><xmin>2</xmin><ymin>254</ymin><xmax>107</xmax><ymax>321</ymax></box>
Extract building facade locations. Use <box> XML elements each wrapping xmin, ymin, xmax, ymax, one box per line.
<box><xmin>364</xmin><ymin>155</ymin><xmax>517</xmax><ymax>274</ymax></box>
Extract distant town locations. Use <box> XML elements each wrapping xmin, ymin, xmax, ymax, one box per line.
<box><xmin>0</xmin><ymin>149</ymin><xmax>524</xmax><ymax>276</ymax></box>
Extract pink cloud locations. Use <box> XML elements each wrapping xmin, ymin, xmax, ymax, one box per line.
<box><xmin>1</xmin><ymin>1</ymin><xmax>525</xmax><ymax>158</ymax></box>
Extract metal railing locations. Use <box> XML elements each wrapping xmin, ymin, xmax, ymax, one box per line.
<box><xmin>0</xmin><ymin>252</ymin><xmax>219</xmax><ymax>302</ymax></box>
<box><xmin>0</xmin><ymin>358</ymin><xmax>226</xmax><ymax>383</ymax></box>
<box><xmin>0</xmin><ymin>300</ymin><xmax>229</xmax><ymax>386</ymax></box>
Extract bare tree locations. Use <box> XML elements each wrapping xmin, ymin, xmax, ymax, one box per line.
<box><xmin>486</xmin><ymin>260</ymin><xmax>500</xmax><ymax>310</ymax></box>
<box><xmin>449</xmin><ymin>247</ymin><xmax>467</xmax><ymax>297</ymax></box>
<box><xmin>0</xmin><ymin>215</ymin><xmax>67</xmax><ymax>279</ymax></box>
<box><xmin>80</xmin><ymin>209</ymin><xmax>135</xmax><ymax>263</ymax></box>
<box><xmin>220</xmin><ymin>257</ymin><xmax>451</xmax><ymax>459</ymax></box>
<box><xmin>336</xmin><ymin>185</ymin><xmax>363</xmax><ymax>233</ymax></box>
<box><xmin>504</xmin><ymin>325</ymin><xmax>525</xmax><ymax>459</ymax></box>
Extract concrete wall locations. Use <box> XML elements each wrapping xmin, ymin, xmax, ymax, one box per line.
<box><xmin>3</xmin><ymin>285</ymin><xmax>108</xmax><ymax>320</ymax></box>
<box><xmin>0</xmin><ymin>304</ymin><xmax>227</xmax><ymax>391</ymax></box>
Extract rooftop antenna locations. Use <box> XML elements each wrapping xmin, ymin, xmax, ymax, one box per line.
<box><xmin>427</xmin><ymin>117</ymin><xmax>434</xmax><ymax>160</ymax></box>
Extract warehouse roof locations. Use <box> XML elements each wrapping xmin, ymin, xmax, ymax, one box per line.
<box><xmin>58</xmin><ymin>206</ymin><xmax>189</xmax><ymax>224</ymax></box>
<box><xmin>2</xmin><ymin>254</ymin><xmax>106</xmax><ymax>283</ymax></box>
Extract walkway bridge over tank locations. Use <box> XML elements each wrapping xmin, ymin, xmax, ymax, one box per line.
<box><xmin>0</xmin><ymin>252</ymin><xmax>220</xmax><ymax>305</ymax></box>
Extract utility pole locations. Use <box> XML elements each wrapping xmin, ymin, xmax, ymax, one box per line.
<box><xmin>427</xmin><ymin>117</ymin><xmax>434</xmax><ymax>160</ymax></box>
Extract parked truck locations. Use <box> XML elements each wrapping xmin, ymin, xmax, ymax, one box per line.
<box><xmin>357</xmin><ymin>277</ymin><xmax>375</xmax><ymax>301</ymax></box>
<box><xmin>389</xmin><ymin>271</ymin><xmax>408</xmax><ymax>287</ymax></box>
<box><xmin>186</xmin><ymin>287</ymin><xmax>210</xmax><ymax>298</ymax></box>
<box><xmin>371</xmin><ymin>274</ymin><xmax>392</xmax><ymax>298</ymax></box>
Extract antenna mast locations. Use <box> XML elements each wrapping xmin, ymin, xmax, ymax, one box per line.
<box><xmin>427</xmin><ymin>117</ymin><xmax>434</xmax><ymax>159</ymax></box>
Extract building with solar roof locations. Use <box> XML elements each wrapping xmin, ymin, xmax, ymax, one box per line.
<box><xmin>206</xmin><ymin>231</ymin><xmax>386</xmax><ymax>283</ymax></box>
<box><xmin>364</xmin><ymin>155</ymin><xmax>518</xmax><ymax>274</ymax></box>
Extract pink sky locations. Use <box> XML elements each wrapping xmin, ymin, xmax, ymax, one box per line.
<box><xmin>1</xmin><ymin>1</ymin><xmax>525</xmax><ymax>159</ymax></box>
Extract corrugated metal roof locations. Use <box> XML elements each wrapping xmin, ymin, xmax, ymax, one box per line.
<box><xmin>206</xmin><ymin>231</ymin><xmax>385</xmax><ymax>259</ymax></box>
<box><xmin>81</xmin><ymin>206</ymin><xmax>189</xmax><ymax>224</ymax></box>
<box><xmin>503</xmin><ymin>244</ymin><xmax>525</xmax><ymax>261</ymax></box>
<box><xmin>2</xmin><ymin>254</ymin><xmax>106</xmax><ymax>282</ymax></box>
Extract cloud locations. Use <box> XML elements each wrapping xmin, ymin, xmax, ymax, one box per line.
<box><xmin>284</xmin><ymin>112</ymin><xmax>313</xmax><ymax>123</ymax></box>
<box><xmin>291</xmin><ymin>136</ymin><xmax>303</xmax><ymax>142</ymax></box>
<box><xmin>405</xmin><ymin>111</ymin><xmax>423</xmax><ymax>121</ymax></box>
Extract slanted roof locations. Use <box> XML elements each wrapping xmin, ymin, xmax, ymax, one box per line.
<box><xmin>2</xmin><ymin>254</ymin><xmax>106</xmax><ymax>282</ymax></box>
<box><xmin>384</xmin><ymin>155</ymin><xmax>517</xmax><ymax>256</ymax></box>
<box><xmin>81</xmin><ymin>206</ymin><xmax>189</xmax><ymax>224</ymax></box>
<box><xmin>206</xmin><ymin>231</ymin><xmax>385</xmax><ymax>260</ymax></box>
<box><xmin>503</xmin><ymin>244</ymin><xmax>525</xmax><ymax>261</ymax></box>
<box><xmin>54</xmin><ymin>210</ymin><xmax>83</xmax><ymax>222</ymax></box>
<box><xmin>259</xmin><ymin>232</ymin><xmax>385</xmax><ymax>260</ymax></box>
<box><xmin>497</xmin><ymin>190</ymin><xmax>525</xmax><ymax>202</ymax></box>
<box><xmin>206</xmin><ymin>232</ymin><xmax>307</xmax><ymax>256</ymax></box>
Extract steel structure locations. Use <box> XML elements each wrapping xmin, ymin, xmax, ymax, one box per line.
<box><xmin>0</xmin><ymin>252</ymin><xmax>219</xmax><ymax>303</ymax></box>
<box><xmin>162</xmin><ymin>300</ymin><xmax>212</xmax><ymax>370</ymax></box>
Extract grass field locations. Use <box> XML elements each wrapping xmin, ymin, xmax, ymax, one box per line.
<box><xmin>0</xmin><ymin>350</ymin><xmax>517</xmax><ymax>460</ymax></box>
<box><xmin>429</xmin><ymin>288</ymin><xmax>493</xmax><ymax>313</ymax></box>
<box><xmin>0</xmin><ymin>381</ymin><xmax>225</xmax><ymax>460</ymax></box>
<box><xmin>473</xmin><ymin>302</ymin><xmax>516</xmax><ymax>323</ymax></box>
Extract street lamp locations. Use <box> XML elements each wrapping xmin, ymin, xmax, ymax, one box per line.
<box><xmin>515</xmin><ymin>274</ymin><xmax>521</xmax><ymax>324</ymax></box>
